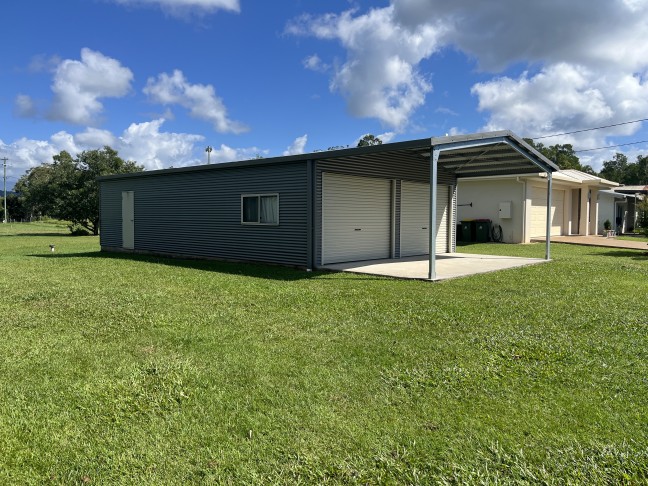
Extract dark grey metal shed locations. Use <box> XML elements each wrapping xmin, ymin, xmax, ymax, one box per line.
<box><xmin>99</xmin><ymin>130</ymin><xmax>557</xmax><ymax>280</ymax></box>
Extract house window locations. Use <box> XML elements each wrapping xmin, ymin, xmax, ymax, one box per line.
<box><xmin>241</xmin><ymin>194</ymin><xmax>279</xmax><ymax>225</ymax></box>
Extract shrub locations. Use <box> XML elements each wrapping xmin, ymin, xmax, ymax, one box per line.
<box><xmin>68</xmin><ymin>223</ymin><xmax>92</xmax><ymax>236</ymax></box>
<box><xmin>638</xmin><ymin>198</ymin><xmax>648</xmax><ymax>236</ymax></box>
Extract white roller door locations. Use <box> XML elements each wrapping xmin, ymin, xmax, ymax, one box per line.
<box><xmin>322</xmin><ymin>173</ymin><xmax>391</xmax><ymax>264</ymax></box>
<box><xmin>401</xmin><ymin>181</ymin><xmax>450</xmax><ymax>256</ymax></box>
<box><xmin>530</xmin><ymin>185</ymin><xmax>564</xmax><ymax>237</ymax></box>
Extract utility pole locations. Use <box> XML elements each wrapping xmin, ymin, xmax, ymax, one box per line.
<box><xmin>205</xmin><ymin>145</ymin><xmax>213</xmax><ymax>164</ymax></box>
<box><xmin>1</xmin><ymin>157</ymin><xmax>7</xmax><ymax>224</ymax></box>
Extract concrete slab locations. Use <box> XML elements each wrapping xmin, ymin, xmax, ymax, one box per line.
<box><xmin>322</xmin><ymin>253</ymin><xmax>547</xmax><ymax>281</ymax></box>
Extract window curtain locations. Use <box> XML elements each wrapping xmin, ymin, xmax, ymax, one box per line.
<box><xmin>260</xmin><ymin>195</ymin><xmax>278</xmax><ymax>224</ymax></box>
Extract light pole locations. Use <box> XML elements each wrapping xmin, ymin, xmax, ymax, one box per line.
<box><xmin>1</xmin><ymin>157</ymin><xmax>7</xmax><ymax>224</ymax></box>
<box><xmin>205</xmin><ymin>145</ymin><xmax>213</xmax><ymax>164</ymax></box>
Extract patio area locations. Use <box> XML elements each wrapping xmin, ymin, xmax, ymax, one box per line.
<box><xmin>322</xmin><ymin>253</ymin><xmax>547</xmax><ymax>281</ymax></box>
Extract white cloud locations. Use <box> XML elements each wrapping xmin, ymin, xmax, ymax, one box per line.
<box><xmin>471</xmin><ymin>62</ymin><xmax>648</xmax><ymax>168</ymax></box>
<box><xmin>376</xmin><ymin>131</ymin><xmax>396</xmax><ymax>143</ymax></box>
<box><xmin>14</xmin><ymin>95</ymin><xmax>37</xmax><ymax>118</ymax></box>
<box><xmin>302</xmin><ymin>54</ymin><xmax>329</xmax><ymax>73</ymax></box>
<box><xmin>392</xmin><ymin>0</ymin><xmax>648</xmax><ymax>72</ymax></box>
<box><xmin>435</xmin><ymin>107</ymin><xmax>458</xmax><ymax>116</ymax></box>
<box><xmin>112</xmin><ymin>0</ymin><xmax>239</xmax><ymax>16</ymax></box>
<box><xmin>283</xmin><ymin>134</ymin><xmax>308</xmax><ymax>155</ymax></box>
<box><xmin>74</xmin><ymin>127</ymin><xmax>118</xmax><ymax>148</ymax></box>
<box><xmin>144</xmin><ymin>70</ymin><xmax>247</xmax><ymax>134</ymax></box>
<box><xmin>0</xmin><ymin>138</ymin><xmax>60</xmax><ymax>185</ymax></box>
<box><xmin>290</xmin><ymin>1</ymin><xmax>648</xmax><ymax>167</ymax></box>
<box><xmin>117</xmin><ymin>119</ymin><xmax>204</xmax><ymax>169</ymax></box>
<box><xmin>447</xmin><ymin>127</ymin><xmax>466</xmax><ymax>136</ymax></box>
<box><xmin>288</xmin><ymin>6</ymin><xmax>445</xmax><ymax>129</ymax></box>
<box><xmin>27</xmin><ymin>54</ymin><xmax>62</xmax><ymax>73</ymax></box>
<box><xmin>48</xmin><ymin>48</ymin><xmax>133</xmax><ymax>125</ymax></box>
<box><xmin>0</xmin><ymin>119</ymin><xmax>204</xmax><ymax>185</ymax></box>
<box><xmin>208</xmin><ymin>144</ymin><xmax>268</xmax><ymax>164</ymax></box>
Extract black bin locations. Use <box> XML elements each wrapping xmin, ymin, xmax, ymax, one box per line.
<box><xmin>461</xmin><ymin>221</ymin><xmax>475</xmax><ymax>242</ymax></box>
<box><xmin>475</xmin><ymin>219</ymin><xmax>492</xmax><ymax>242</ymax></box>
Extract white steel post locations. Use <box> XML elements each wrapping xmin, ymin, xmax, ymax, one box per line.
<box><xmin>429</xmin><ymin>148</ymin><xmax>439</xmax><ymax>279</ymax></box>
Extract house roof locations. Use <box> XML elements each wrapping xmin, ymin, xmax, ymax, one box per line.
<box><xmin>599</xmin><ymin>189</ymin><xmax>635</xmax><ymax>200</ymax></box>
<box><xmin>554</xmin><ymin>169</ymin><xmax>618</xmax><ymax>187</ymax></box>
<box><xmin>614</xmin><ymin>185</ymin><xmax>648</xmax><ymax>194</ymax></box>
<box><xmin>98</xmin><ymin>130</ymin><xmax>558</xmax><ymax>182</ymax></box>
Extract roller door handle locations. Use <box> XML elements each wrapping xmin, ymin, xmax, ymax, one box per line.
<box><xmin>354</xmin><ymin>228</ymin><xmax>362</xmax><ymax>231</ymax></box>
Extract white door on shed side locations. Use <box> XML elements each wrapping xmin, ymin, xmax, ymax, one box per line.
<box><xmin>322</xmin><ymin>172</ymin><xmax>392</xmax><ymax>264</ymax></box>
<box><xmin>529</xmin><ymin>185</ymin><xmax>564</xmax><ymax>237</ymax></box>
<box><xmin>122</xmin><ymin>190</ymin><xmax>134</xmax><ymax>249</ymax></box>
<box><xmin>401</xmin><ymin>181</ymin><xmax>450</xmax><ymax>256</ymax></box>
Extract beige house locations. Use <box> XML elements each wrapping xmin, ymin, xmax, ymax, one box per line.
<box><xmin>457</xmin><ymin>169</ymin><xmax>618</xmax><ymax>243</ymax></box>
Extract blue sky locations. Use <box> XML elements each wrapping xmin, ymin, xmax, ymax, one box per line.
<box><xmin>2</xmin><ymin>0</ymin><xmax>648</xmax><ymax>188</ymax></box>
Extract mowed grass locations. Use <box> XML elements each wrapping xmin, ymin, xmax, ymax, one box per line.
<box><xmin>617</xmin><ymin>234</ymin><xmax>648</xmax><ymax>243</ymax></box>
<box><xmin>1</xmin><ymin>222</ymin><xmax>647</xmax><ymax>484</ymax></box>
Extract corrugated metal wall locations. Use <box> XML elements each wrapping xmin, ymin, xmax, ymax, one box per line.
<box><xmin>315</xmin><ymin>154</ymin><xmax>456</xmax><ymax>266</ymax></box>
<box><xmin>100</xmin><ymin>161</ymin><xmax>309</xmax><ymax>266</ymax></box>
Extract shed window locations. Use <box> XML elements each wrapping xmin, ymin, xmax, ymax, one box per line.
<box><xmin>241</xmin><ymin>194</ymin><xmax>279</xmax><ymax>225</ymax></box>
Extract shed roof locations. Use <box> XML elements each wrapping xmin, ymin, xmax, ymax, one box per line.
<box><xmin>98</xmin><ymin>130</ymin><xmax>558</xmax><ymax>182</ymax></box>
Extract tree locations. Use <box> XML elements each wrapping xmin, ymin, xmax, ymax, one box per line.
<box><xmin>1</xmin><ymin>193</ymin><xmax>29</xmax><ymax>221</ymax></box>
<box><xmin>633</xmin><ymin>155</ymin><xmax>648</xmax><ymax>185</ymax></box>
<box><xmin>357</xmin><ymin>134</ymin><xmax>383</xmax><ymax>147</ymax></box>
<box><xmin>597</xmin><ymin>153</ymin><xmax>648</xmax><ymax>185</ymax></box>
<box><xmin>16</xmin><ymin>147</ymin><xmax>143</xmax><ymax>235</ymax></box>
<box><xmin>638</xmin><ymin>197</ymin><xmax>648</xmax><ymax>237</ymax></box>
<box><xmin>599</xmin><ymin>153</ymin><xmax>629</xmax><ymax>183</ymax></box>
<box><xmin>525</xmin><ymin>139</ymin><xmax>600</xmax><ymax>174</ymax></box>
<box><xmin>14</xmin><ymin>163</ymin><xmax>57</xmax><ymax>220</ymax></box>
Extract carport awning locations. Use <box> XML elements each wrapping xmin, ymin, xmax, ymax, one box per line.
<box><xmin>312</xmin><ymin>130</ymin><xmax>557</xmax><ymax>177</ymax></box>
<box><xmin>428</xmin><ymin>131</ymin><xmax>558</xmax><ymax>177</ymax></box>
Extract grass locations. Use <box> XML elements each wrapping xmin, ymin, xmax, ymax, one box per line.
<box><xmin>1</xmin><ymin>222</ymin><xmax>647</xmax><ymax>484</ymax></box>
<box><xmin>617</xmin><ymin>233</ymin><xmax>648</xmax><ymax>243</ymax></box>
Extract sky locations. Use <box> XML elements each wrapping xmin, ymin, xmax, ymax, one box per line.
<box><xmin>2</xmin><ymin>0</ymin><xmax>648</xmax><ymax>189</ymax></box>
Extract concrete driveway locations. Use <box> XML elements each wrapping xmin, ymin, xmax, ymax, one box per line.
<box><xmin>322</xmin><ymin>253</ymin><xmax>547</xmax><ymax>281</ymax></box>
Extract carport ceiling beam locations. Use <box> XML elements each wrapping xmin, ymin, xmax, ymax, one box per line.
<box><xmin>453</xmin><ymin>162</ymin><xmax>534</xmax><ymax>174</ymax></box>
<box><xmin>442</xmin><ymin>158</ymin><xmax>529</xmax><ymax>169</ymax></box>
<box><xmin>440</xmin><ymin>152</ymin><xmax>522</xmax><ymax>164</ymax></box>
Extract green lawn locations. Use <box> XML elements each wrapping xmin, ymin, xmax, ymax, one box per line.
<box><xmin>617</xmin><ymin>234</ymin><xmax>648</xmax><ymax>243</ymax></box>
<box><xmin>1</xmin><ymin>222</ymin><xmax>647</xmax><ymax>484</ymax></box>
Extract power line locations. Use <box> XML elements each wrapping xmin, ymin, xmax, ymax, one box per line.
<box><xmin>531</xmin><ymin>117</ymin><xmax>648</xmax><ymax>140</ymax></box>
<box><xmin>574</xmin><ymin>140</ymin><xmax>648</xmax><ymax>153</ymax></box>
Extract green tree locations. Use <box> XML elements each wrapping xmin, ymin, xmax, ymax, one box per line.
<box><xmin>14</xmin><ymin>163</ymin><xmax>57</xmax><ymax>220</ymax></box>
<box><xmin>357</xmin><ymin>134</ymin><xmax>383</xmax><ymax>147</ymax></box>
<box><xmin>599</xmin><ymin>153</ymin><xmax>629</xmax><ymax>183</ymax></box>
<box><xmin>638</xmin><ymin>197</ymin><xmax>648</xmax><ymax>237</ymax></box>
<box><xmin>1</xmin><ymin>193</ymin><xmax>29</xmax><ymax>221</ymax></box>
<box><xmin>598</xmin><ymin>153</ymin><xmax>648</xmax><ymax>185</ymax></box>
<box><xmin>633</xmin><ymin>155</ymin><xmax>648</xmax><ymax>185</ymax></box>
<box><xmin>525</xmin><ymin>139</ymin><xmax>603</xmax><ymax>174</ymax></box>
<box><xmin>16</xmin><ymin>147</ymin><xmax>143</xmax><ymax>235</ymax></box>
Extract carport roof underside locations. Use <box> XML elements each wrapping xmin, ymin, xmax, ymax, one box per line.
<box><xmin>313</xmin><ymin>130</ymin><xmax>558</xmax><ymax>178</ymax></box>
